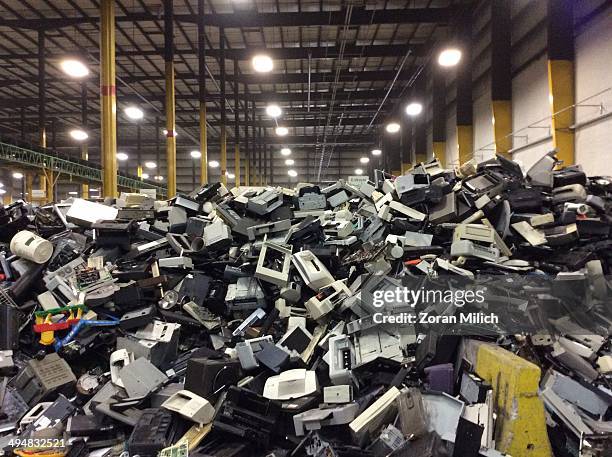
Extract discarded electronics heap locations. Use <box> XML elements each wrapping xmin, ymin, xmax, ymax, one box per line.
<box><xmin>1</xmin><ymin>150</ymin><xmax>612</xmax><ymax>457</ymax></box>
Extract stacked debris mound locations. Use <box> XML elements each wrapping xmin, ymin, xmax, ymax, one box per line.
<box><xmin>1</xmin><ymin>150</ymin><xmax>612</xmax><ymax>457</ymax></box>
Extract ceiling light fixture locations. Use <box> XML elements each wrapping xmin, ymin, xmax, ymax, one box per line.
<box><xmin>124</xmin><ymin>106</ymin><xmax>144</xmax><ymax>120</ymax></box>
<box><xmin>209</xmin><ymin>160</ymin><xmax>220</xmax><ymax>168</ymax></box>
<box><xmin>252</xmin><ymin>54</ymin><xmax>273</xmax><ymax>73</ymax></box>
<box><xmin>371</xmin><ymin>148</ymin><xmax>382</xmax><ymax>156</ymax></box>
<box><xmin>70</xmin><ymin>129</ymin><xmax>88</xmax><ymax>141</ymax></box>
<box><xmin>285</xmin><ymin>159</ymin><xmax>294</xmax><ymax>166</ymax></box>
<box><xmin>438</xmin><ymin>48</ymin><xmax>462</xmax><ymax>67</ymax></box>
<box><xmin>141</xmin><ymin>173</ymin><xmax>150</xmax><ymax>179</ymax></box>
<box><xmin>280</xmin><ymin>148</ymin><xmax>292</xmax><ymax>156</ymax></box>
<box><xmin>12</xmin><ymin>172</ymin><xmax>23</xmax><ymax>179</ymax></box>
<box><xmin>360</xmin><ymin>157</ymin><xmax>370</xmax><ymax>164</ymax></box>
<box><xmin>266</xmin><ymin>104</ymin><xmax>282</xmax><ymax>118</ymax></box>
<box><xmin>227</xmin><ymin>172</ymin><xmax>235</xmax><ymax>179</ymax></box>
<box><xmin>385</xmin><ymin>122</ymin><xmax>400</xmax><ymax>134</ymax></box>
<box><xmin>117</xmin><ymin>152</ymin><xmax>129</xmax><ymax>161</ymax></box>
<box><xmin>275</xmin><ymin>126</ymin><xmax>289</xmax><ymax>136</ymax></box>
<box><xmin>190</xmin><ymin>150</ymin><xmax>202</xmax><ymax>159</ymax></box>
<box><xmin>60</xmin><ymin>59</ymin><xmax>89</xmax><ymax>78</ymax></box>
<box><xmin>354</xmin><ymin>168</ymin><xmax>364</xmax><ymax>175</ymax></box>
<box><xmin>144</xmin><ymin>161</ymin><xmax>157</xmax><ymax>169</ymax></box>
<box><xmin>405</xmin><ymin>102</ymin><xmax>423</xmax><ymax>116</ymax></box>
<box><xmin>287</xmin><ymin>169</ymin><xmax>298</xmax><ymax>178</ymax></box>
<box><xmin>68</xmin><ymin>191</ymin><xmax>79</xmax><ymax>195</ymax></box>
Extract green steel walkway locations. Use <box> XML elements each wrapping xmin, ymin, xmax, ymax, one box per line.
<box><xmin>0</xmin><ymin>138</ymin><xmax>169</xmax><ymax>198</ymax></box>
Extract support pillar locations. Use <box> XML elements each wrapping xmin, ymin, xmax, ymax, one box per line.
<box><xmin>164</xmin><ymin>0</ymin><xmax>177</xmax><ymax>197</ymax></box>
<box><xmin>491</xmin><ymin>0</ymin><xmax>512</xmax><ymax>158</ymax></box>
<box><xmin>547</xmin><ymin>0</ymin><xmax>575</xmax><ymax>166</ymax></box>
<box><xmin>413</xmin><ymin>77</ymin><xmax>427</xmax><ymax>163</ymax></box>
<box><xmin>233</xmin><ymin>59</ymin><xmax>240</xmax><ymax>187</ymax></box>
<box><xmin>100</xmin><ymin>0</ymin><xmax>118</xmax><ymax>198</ymax></box>
<box><xmin>432</xmin><ymin>66</ymin><xmax>447</xmax><ymax>166</ymax></box>
<box><xmin>198</xmin><ymin>0</ymin><xmax>208</xmax><ymax>185</ymax></box>
<box><xmin>81</xmin><ymin>82</ymin><xmax>89</xmax><ymax>199</ymax></box>
<box><xmin>456</xmin><ymin>21</ymin><xmax>473</xmax><ymax>166</ymax></box>
<box><xmin>219</xmin><ymin>27</ymin><xmax>227</xmax><ymax>186</ymax></box>
<box><xmin>38</xmin><ymin>30</ymin><xmax>51</xmax><ymax>203</ymax></box>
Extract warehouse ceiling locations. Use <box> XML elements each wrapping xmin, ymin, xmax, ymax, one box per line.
<box><xmin>0</xmin><ymin>0</ymin><xmax>468</xmax><ymax>188</ymax></box>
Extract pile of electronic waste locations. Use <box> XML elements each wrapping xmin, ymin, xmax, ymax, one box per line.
<box><xmin>1</xmin><ymin>151</ymin><xmax>612</xmax><ymax>457</ymax></box>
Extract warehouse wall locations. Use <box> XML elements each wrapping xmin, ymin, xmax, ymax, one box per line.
<box><xmin>439</xmin><ymin>0</ymin><xmax>612</xmax><ymax>174</ymax></box>
<box><xmin>574</xmin><ymin>3</ymin><xmax>612</xmax><ymax>175</ymax></box>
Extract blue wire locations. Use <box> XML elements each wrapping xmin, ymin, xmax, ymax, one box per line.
<box><xmin>53</xmin><ymin>318</ymin><xmax>119</xmax><ymax>351</ymax></box>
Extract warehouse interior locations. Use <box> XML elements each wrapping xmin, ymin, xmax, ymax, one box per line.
<box><xmin>0</xmin><ymin>0</ymin><xmax>608</xmax><ymax>200</ymax></box>
<box><xmin>1</xmin><ymin>1</ymin><xmax>612</xmax><ymax>457</ymax></box>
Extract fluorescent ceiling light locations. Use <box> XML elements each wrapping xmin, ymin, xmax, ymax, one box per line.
<box><xmin>68</xmin><ymin>191</ymin><xmax>78</xmax><ymax>195</ymax></box>
<box><xmin>60</xmin><ymin>59</ymin><xmax>89</xmax><ymax>78</ymax></box>
<box><xmin>385</xmin><ymin>122</ymin><xmax>400</xmax><ymax>133</ymax></box>
<box><xmin>405</xmin><ymin>102</ymin><xmax>423</xmax><ymax>116</ymax></box>
<box><xmin>266</xmin><ymin>104</ymin><xmax>282</xmax><ymax>118</ymax></box>
<box><xmin>124</xmin><ymin>106</ymin><xmax>144</xmax><ymax>120</ymax></box>
<box><xmin>70</xmin><ymin>129</ymin><xmax>88</xmax><ymax>141</ymax></box>
<box><xmin>438</xmin><ymin>48</ymin><xmax>462</xmax><ymax>67</ymax></box>
<box><xmin>252</xmin><ymin>54</ymin><xmax>273</xmax><ymax>73</ymax></box>
<box><xmin>275</xmin><ymin>126</ymin><xmax>289</xmax><ymax>136</ymax></box>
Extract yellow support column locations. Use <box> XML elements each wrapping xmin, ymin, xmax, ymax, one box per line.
<box><xmin>432</xmin><ymin>142</ymin><xmax>446</xmax><ymax>167</ymax></box>
<box><xmin>492</xmin><ymin>100</ymin><xmax>512</xmax><ymax>158</ymax></box>
<box><xmin>491</xmin><ymin>0</ymin><xmax>512</xmax><ymax>160</ymax></box>
<box><xmin>244</xmin><ymin>153</ymin><xmax>250</xmax><ymax>186</ymax></box>
<box><xmin>25</xmin><ymin>174</ymin><xmax>33</xmax><ymax>202</ymax></box>
<box><xmin>164</xmin><ymin>0</ymin><xmax>177</xmax><ymax>197</ymax></box>
<box><xmin>457</xmin><ymin>125</ymin><xmax>473</xmax><ymax>166</ymax></box>
<box><xmin>548</xmin><ymin>60</ymin><xmax>574</xmax><ymax>166</ymax></box>
<box><xmin>234</xmin><ymin>144</ymin><xmax>240</xmax><ymax>187</ymax></box>
<box><xmin>81</xmin><ymin>143</ymin><xmax>89</xmax><ymax>199</ymax></box>
<box><xmin>165</xmin><ymin>63</ymin><xmax>177</xmax><ymax>197</ymax></box>
<box><xmin>100</xmin><ymin>0</ymin><xmax>118</xmax><ymax>198</ymax></box>
<box><xmin>219</xmin><ymin>27</ymin><xmax>227</xmax><ymax>187</ymax></box>
<box><xmin>199</xmin><ymin>104</ymin><xmax>207</xmax><ymax>185</ymax></box>
<box><xmin>197</xmin><ymin>0</ymin><xmax>208</xmax><ymax>186</ymax></box>
<box><xmin>547</xmin><ymin>0</ymin><xmax>575</xmax><ymax>167</ymax></box>
<box><xmin>466</xmin><ymin>341</ymin><xmax>552</xmax><ymax>457</ymax></box>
